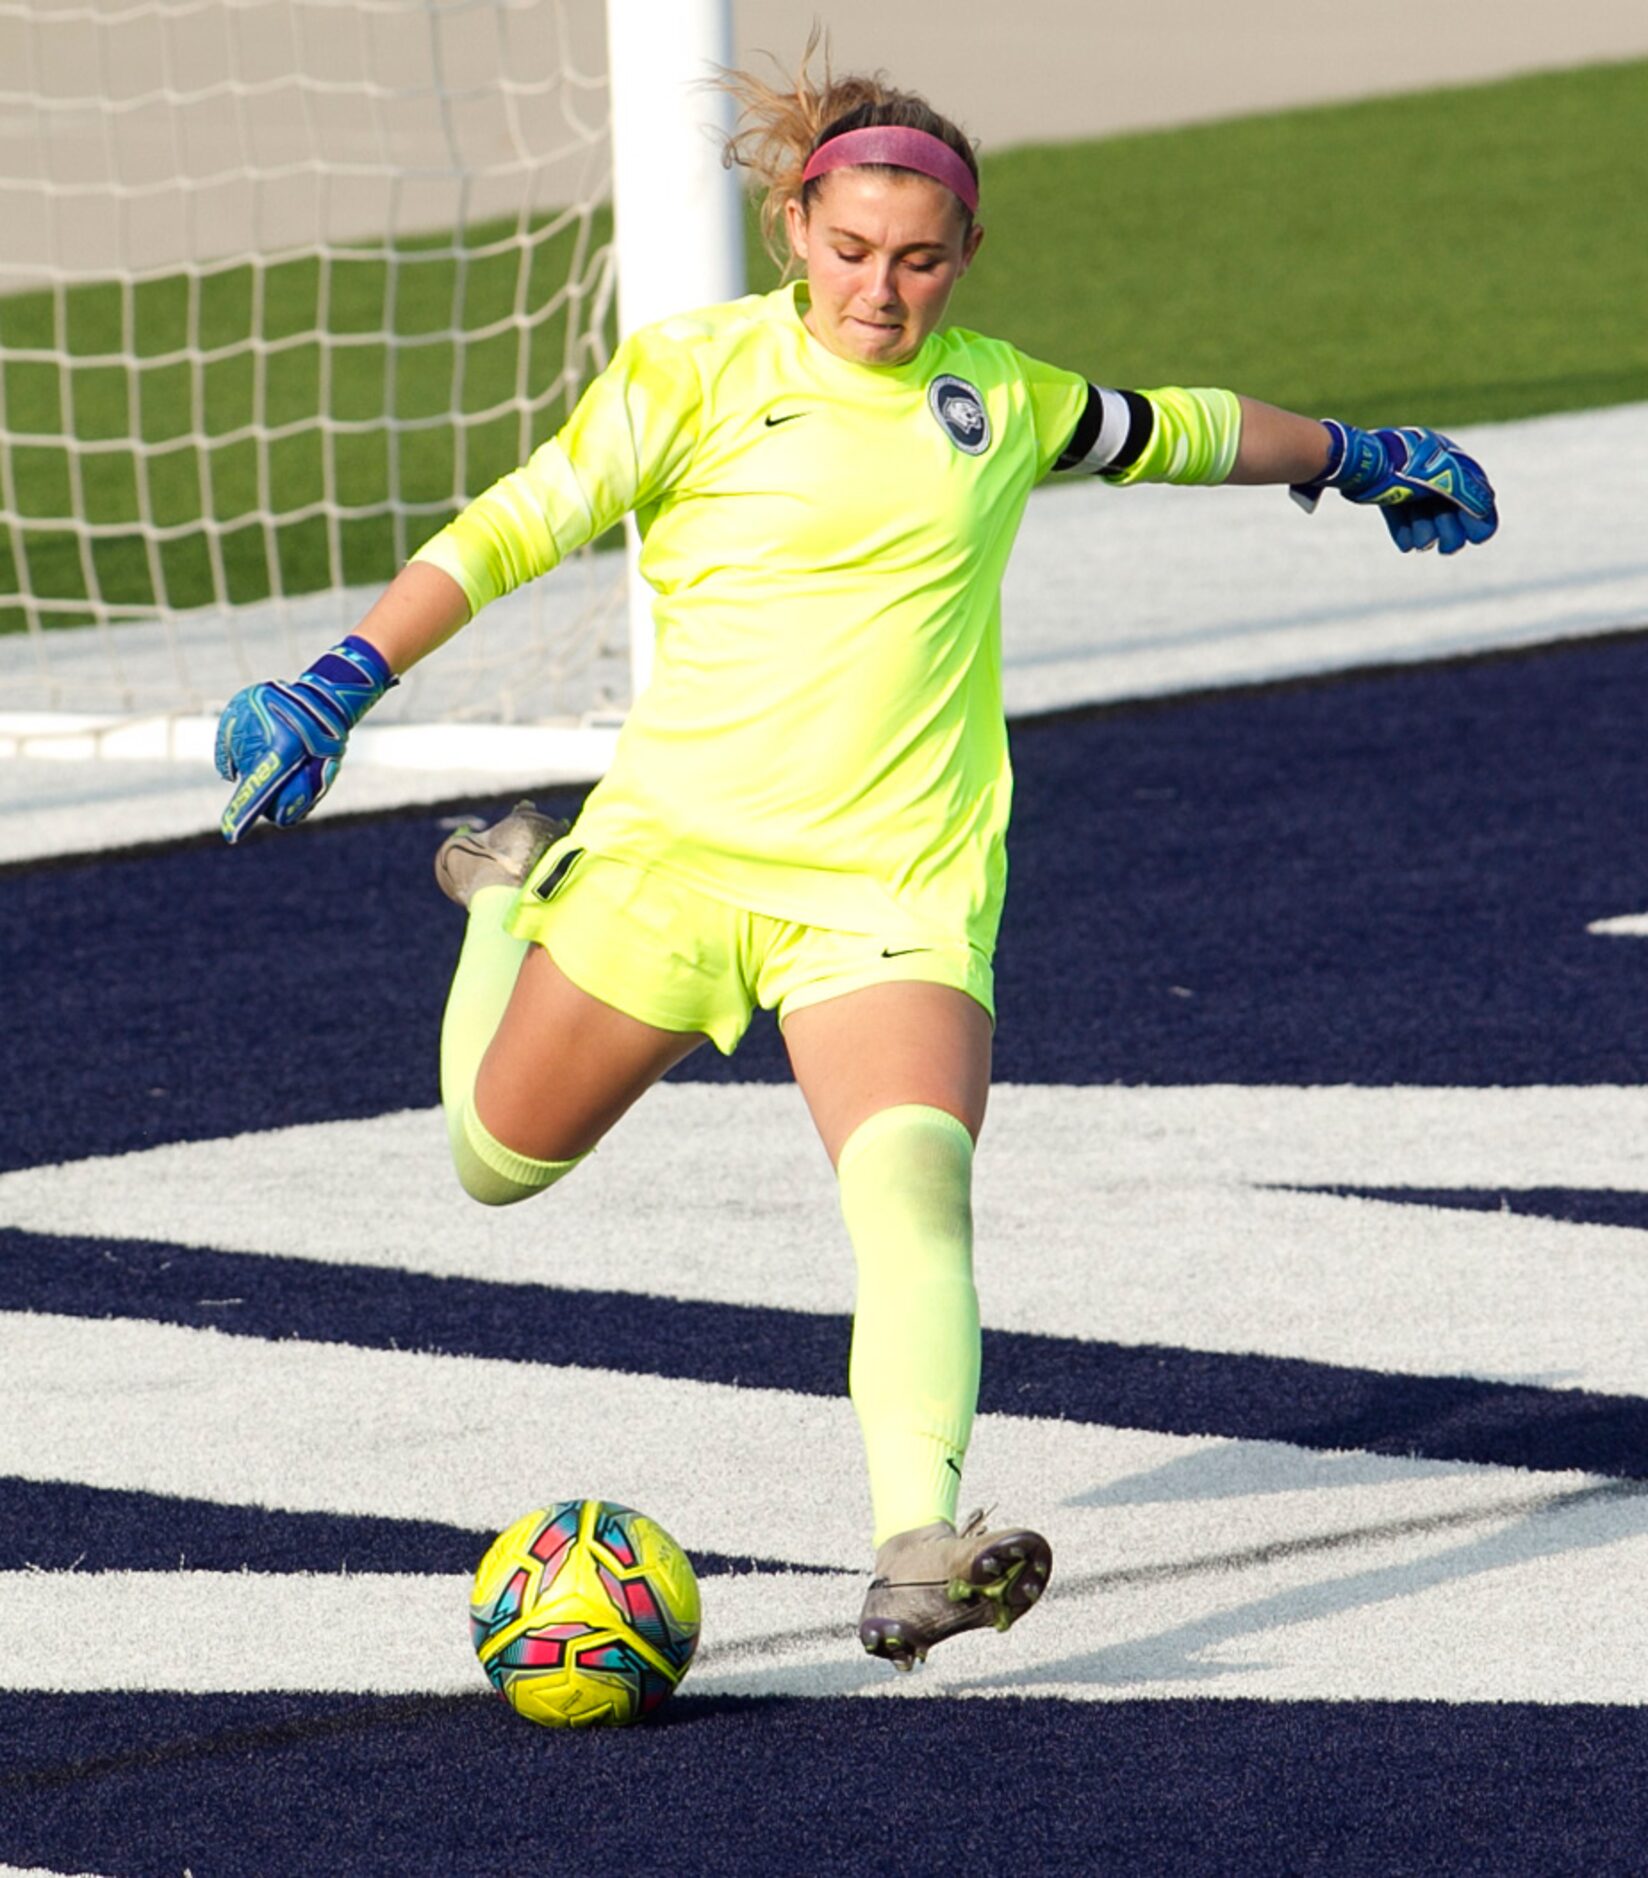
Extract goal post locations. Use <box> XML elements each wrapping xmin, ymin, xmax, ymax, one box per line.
<box><xmin>606</xmin><ymin>0</ymin><xmax>742</xmax><ymax>700</ymax></box>
<box><xmin>0</xmin><ymin>0</ymin><xmax>744</xmax><ymax>772</ymax></box>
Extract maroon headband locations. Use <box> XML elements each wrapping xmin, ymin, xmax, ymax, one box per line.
<box><xmin>801</xmin><ymin>125</ymin><xmax>979</xmax><ymax>215</ymax></box>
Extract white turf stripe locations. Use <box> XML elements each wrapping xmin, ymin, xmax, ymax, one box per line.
<box><xmin>6</xmin><ymin>1471</ymin><xmax>1648</xmax><ymax>1704</ymax></box>
<box><xmin>0</xmin><ymin>1309</ymin><xmax>1603</xmax><ymax>1582</ymax></box>
<box><xmin>5</xmin><ymin>1309</ymin><xmax>1638</xmax><ymax>1710</ymax></box>
<box><xmin>8</xmin><ymin>1085</ymin><xmax>1648</xmax><ymax>1394</ymax></box>
<box><xmin>0</xmin><ymin>1869</ymin><xmax>116</xmax><ymax>1878</ymax></box>
<box><xmin>0</xmin><ymin>1312</ymin><xmax>871</xmax><ymax>1569</ymax></box>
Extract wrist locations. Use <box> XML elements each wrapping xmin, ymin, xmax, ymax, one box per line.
<box><xmin>338</xmin><ymin>633</ymin><xmax>396</xmax><ymax>689</ymax></box>
<box><xmin>294</xmin><ymin>635</ymin><xmax>397</xmax><ymax>732</ymax></box>
<box><xmin>1320</xmin><ymin>420</ymin><xmax>1396</xmax><ymax>498</ymax></box>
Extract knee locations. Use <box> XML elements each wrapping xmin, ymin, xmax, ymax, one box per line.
<box><xmin>838</xmin><ymin>1105</ymin><xmax>975</xmax><ymax>1260</ymax></box>
<box><xmin>448</xmin><ymin>1096</ymin><xmax>587</xmax><ymax>1207</ymax></box>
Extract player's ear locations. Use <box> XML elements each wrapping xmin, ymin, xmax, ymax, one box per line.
<box><xmin>784</xmin><ymin>195</ymin><xmax>810</xmax><ymax>266</ymax></box>
<box><xmin>959</xmin><ymin>220</ymin><xmax>984</xmax><ymax>274</ymax></box>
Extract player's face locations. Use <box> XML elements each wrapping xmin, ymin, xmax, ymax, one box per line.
<box><xmin>786</xmin><ymin>171</ymin><xmax>983</xmax><ymax>367</ymax></box>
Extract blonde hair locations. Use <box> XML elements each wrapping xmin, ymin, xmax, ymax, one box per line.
<box><xmin>715</xmin><ymin>28</ymin><xmax>979</xmax><ymax>274</ymax></box>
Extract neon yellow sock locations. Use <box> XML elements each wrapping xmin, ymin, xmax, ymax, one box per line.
<box><xmin>838</xmin><ymin>1104</ymin><xmax>979</xmax><ymax>1546</ymax></box>
<box><xmin>440</xmin><ymin>884</ymin><xmax>526</xmax><ymax>1122</ymax></box>
<box><xmin>440</xmin><ymin>883</ymin><xmax>583</xmax><ymax>1207</ymax></box>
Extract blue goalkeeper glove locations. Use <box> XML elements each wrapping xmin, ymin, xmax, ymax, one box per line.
<box><xmin>215</xmin><ymin>634</ymin><xmax>396</xmax><ymax>844</ymax></box>
<box><xmin>1290</xmin><ymin>420</ymin><xmax>1498</xmax><ymax>554</ymax></box>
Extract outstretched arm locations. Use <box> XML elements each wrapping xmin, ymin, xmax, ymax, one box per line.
<box><xmin>351</xmin><ymin>560</ymin><xmax>471</xmax><ymax>674</ymax></box>
<box><xmin>213</xmin><ymin>561</ymin><xmax>471</xmax><ymax>844</ymax></box>
<box><xmin>1060</xmin><ymin>383</ymin><xmax>1498</xmax><ymax>558</ymax></box>
<box><xmin>216</xmin><ymin>321</ymin><xmax>704</xmax><ymax>845</ymax></box>
<box><xmin>1227</xmin><ymin>397</ymin><xmax>1334</xmax><ymax>486</ymax></box>
<box><xmin>1229</xmin><ymin>400</ymin><xmax>1498</xmax><ymax>563</ymax></box>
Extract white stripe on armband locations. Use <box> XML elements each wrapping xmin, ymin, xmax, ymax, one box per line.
<box><xmin>1068</xmin><ymin>386</ymin><xmax>1135</xmax><ymax>474</ymax></box>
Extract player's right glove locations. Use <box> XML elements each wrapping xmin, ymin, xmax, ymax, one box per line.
<box><xmin>215</xmin><ymin>634</ymin><xmax>396</xmax><ymax>844</ymax></box>
<box><xmin>1290</xmin><ymin>420</ymin><xmax>1498</xmax><ymax>555</ymax></box>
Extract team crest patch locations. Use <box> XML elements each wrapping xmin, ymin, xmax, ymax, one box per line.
<box><xmin>928</xmin><ymin>374</ymin><xmax>991</xmax><ymax>455</ymax></box>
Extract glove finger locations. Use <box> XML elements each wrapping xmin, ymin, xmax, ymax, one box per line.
<box><xmin>215</xmin><ymin>691</ymin><xmax>255</xmax><ymax>781</ymax></box>
<box><xmin>1407</xmin><ymin>508</ymin><xmax>1439</xmax><ymax>553</ymax></box>
<box><xmin>1383</xmin><ymin>507</ymin><xmax>1415</xmax><ymax>553</ymax></box>
<box><xmin>220</xmin><ymin>749</ymin><xmax>289</xmax><ymax>844</ymax></box>
<box><xmin>267</xmin><ymin>762</ymin><xmax>321</xmax><ymax>828</ymax></box>
<box><xmin>266</xmin><ymin>755</ymin><xmax>341</xmax><ymax>828</ymax></box>
<box><xmin>1434</xmin><ymin>510</ymin><xmax>1467</xmax><ymax>555</ymax></box>
<box><xmin>1460</xmin><ymin>507</ymin><xmax>1498</xmax><ymax>545</ymax></box>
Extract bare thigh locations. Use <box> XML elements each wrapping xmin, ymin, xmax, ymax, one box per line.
<box><xmin>474</xmin><ymin>945</ymin><xmax>707</xmax><ymax>1161</ymax></box>
<box><xmin>781</xmin><ymin>981</ymin><xmax>993</xmax><ymax>1167</ymax></box>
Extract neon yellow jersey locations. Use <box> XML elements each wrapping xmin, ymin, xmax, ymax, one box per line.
<box><xmin>414</xmin><ymin>282</ymin><xmax>1091</xmax><ymax>948</ymax></box>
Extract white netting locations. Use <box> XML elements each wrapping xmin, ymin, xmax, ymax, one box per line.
<box><xmin>0</xmin><ymin>0</ymin><xmax>628</xmax><ymax>730</ymax></box>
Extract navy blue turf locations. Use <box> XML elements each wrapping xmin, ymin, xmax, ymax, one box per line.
<box><xmin>5</xmin><ymin>636</ymin><xmax>1648</xmax><ymax>1173</ymax></box>
<box><xmin>2</xmin><ymin>1692</ymin><xmax>1643</xmax><ymax>1877</ymax></box>
<box><xmin>1280</xmin><ymin>1186</ymin><xmax>1648</xmax><ymax>1232</ymax></box>
<box><xmin>9</xmin><ymin>640</ymin><xmax>1648</xmax><ymax>1871</ymax></box>
<box><xmin>9</xmin><ymin>1223</ymin><xmax>1648</xmax><ymax>1482</ymax></box>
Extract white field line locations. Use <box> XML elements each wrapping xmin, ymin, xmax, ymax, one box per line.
<box><xmin>8</xmin><ymin>1083</ymin><xmax>1648</xmax><ymax>1393</ymax></box>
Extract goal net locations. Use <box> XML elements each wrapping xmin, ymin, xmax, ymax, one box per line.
<box><xmin>0</xmin><ymin>0</ymin><xmax>731</xmax><ymax>768</ymax></box>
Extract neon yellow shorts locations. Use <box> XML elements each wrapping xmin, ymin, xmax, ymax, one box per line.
<box><xmin>507</xmin><ymin>844</ymin><xmax>994</xmax><ymax>1056</ymax></box>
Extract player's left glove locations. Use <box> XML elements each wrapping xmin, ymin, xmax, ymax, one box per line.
<box><xmin>1290</xmin><ymin>421</ymin><xmax>1498</xmax><ymax>555</ymax></box>
<box><xmin>215</xmin><ymin>634</ymin><xmax>396</xmax><ymax>844</ymax></box>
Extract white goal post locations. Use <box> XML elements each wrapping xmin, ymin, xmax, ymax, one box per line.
<box><xmin>0</xmin><ymin>0</ymin><xmax>744</xmax><ymax>774</ymax></box>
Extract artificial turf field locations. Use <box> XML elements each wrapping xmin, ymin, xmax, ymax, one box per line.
<box><xmin>6</xmin><ymin>630</ymin><xmax>1648</xmax><ymax>1872</ymax></box>
<box><xmin>5</xmin><ymin>50</ymin><xmax>1648</xmax><ymax>1878</ymax></box>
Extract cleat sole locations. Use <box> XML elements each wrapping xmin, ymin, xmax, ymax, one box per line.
<box><xmin>859</xmin><ymin>1519</ymin><xmax>1053</xmax><ymax>1667</ymax></box>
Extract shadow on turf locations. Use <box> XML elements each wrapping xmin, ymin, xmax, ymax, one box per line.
<box><xmin>609</xmin><ymin>1483</ymin><xmax>1648</xmax><ymax>1703</ymax></box>
<box><xmin>955</xmin><ymin>1477</ymin><xmax>1648</xmax><ymax>1696</ymax></box>
<box><xmin>1073</xmin><ymin>1437</ymin><xmax>1481</xmax><ymax>1508</ymax></box>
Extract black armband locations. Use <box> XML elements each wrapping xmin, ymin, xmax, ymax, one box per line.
<box><xmin>1053</xmin><ymin>384</ymin><xmax>1155</xmax><ymax>475</ymax></box>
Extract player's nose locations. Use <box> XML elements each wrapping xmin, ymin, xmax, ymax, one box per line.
<box><xmin>864</xmin><ymin>259</ymin><xmax>900</xmax><ymax>305</ymax></box>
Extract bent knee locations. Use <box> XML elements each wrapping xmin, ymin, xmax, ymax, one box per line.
<box><xmin>448</xmin><ymin>1098</ymin><xmax>587</xmax><ymax>1207</ymax></box>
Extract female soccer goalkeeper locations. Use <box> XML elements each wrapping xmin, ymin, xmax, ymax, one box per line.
<box><xmin>216</xmin><ymin>48</ymin><xmax>1497</xmax><ymax>1672</ymax></box>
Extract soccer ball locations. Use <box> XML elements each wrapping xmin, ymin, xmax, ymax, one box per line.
<box><xmin>469</xmin><ymin>1499</ymin><xmax>701</xmax><ymax>1727</ymax></box>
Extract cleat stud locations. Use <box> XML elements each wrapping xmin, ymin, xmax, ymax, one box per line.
<box><xmin>1023</xmin><ymin>1581</ymin><xmax>1041</xmax><ymax>1602</ymax></box>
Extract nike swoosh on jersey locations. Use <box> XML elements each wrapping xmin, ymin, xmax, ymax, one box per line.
<box><xmin>763</xmin><ymin>412</ymin><xmax>806</xmax><ymax>427</ymax></box>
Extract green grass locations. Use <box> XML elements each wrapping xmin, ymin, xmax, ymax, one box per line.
<box><xmin>4</xmin><ymin>58</ymin><xmax>1645</xmax><ymax>632</ymax></box>
<box><xmin>949</xmin><ymin>59</ymin><xmax>1648</xmax><ymax>426</ymax></box>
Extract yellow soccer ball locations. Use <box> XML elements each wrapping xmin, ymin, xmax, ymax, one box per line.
<box><xmin>469</xmin><ymin>1500</ymin><xmax>701</xmax><ymax>1728</ymax></box>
